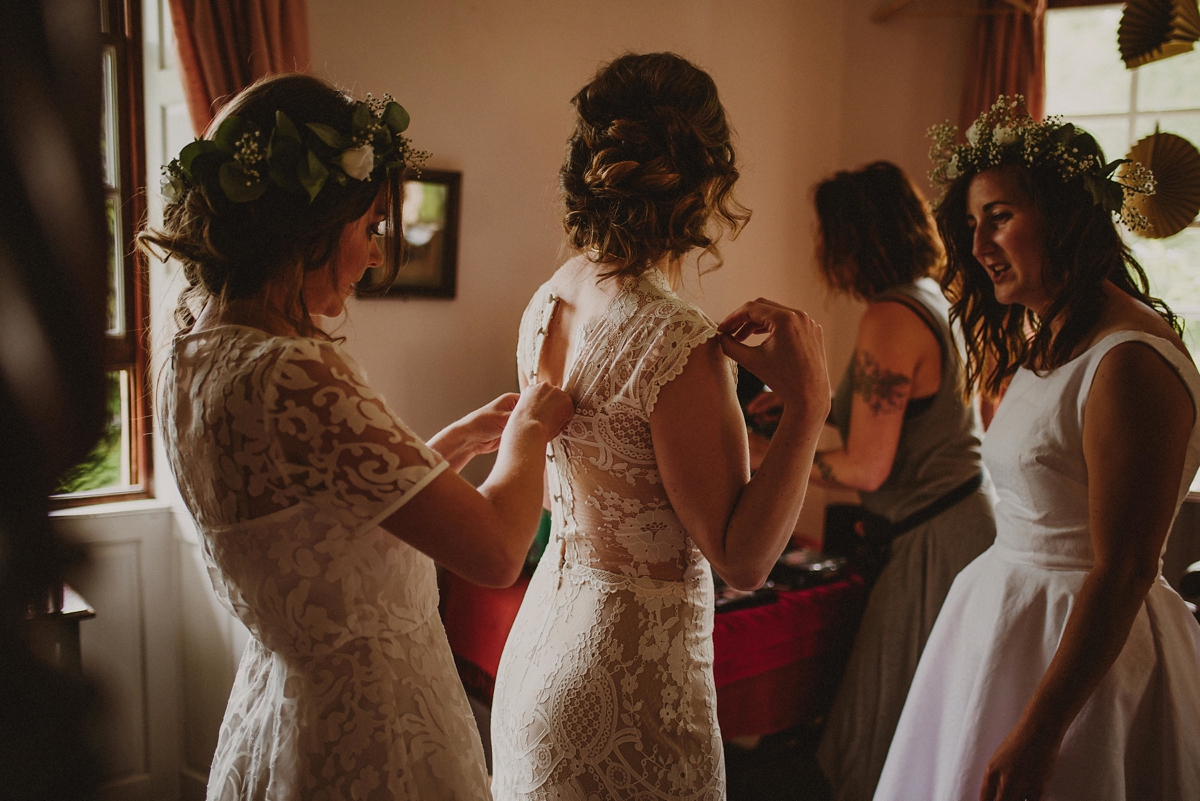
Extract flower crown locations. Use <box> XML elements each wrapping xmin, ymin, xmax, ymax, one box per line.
<box><xmin>161</xmin><ymin>94</ymin><xmax>429</xmax><ymax>206</ymax></box>
<box><xmin>928</xmin><ymin>96</ymin><xmax>1155</xmax><ymax>230</ymax></box>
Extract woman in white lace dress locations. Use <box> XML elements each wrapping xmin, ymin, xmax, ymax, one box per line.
<box><xmin>875</xmin><ymin>101</ymin><xmax>1200</xmax><ymax>800</ymax></box>
<box><xmin>143</xmin><ymin>74</ymin><xmax>572</xmax><ymax>800</ymax></box>
<box><xmin>490</xmin><ymin>53</ymin><xmax>831</xmax><ymax>800</ymax></box>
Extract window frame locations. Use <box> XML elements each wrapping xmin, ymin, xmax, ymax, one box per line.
<box><xmin>1045</xmin><ymin>2</ymin><xmax>1200</xmax><ymax>239</ymax></box>
<box><xmin>52</xmin><ymin>0</ymin><xmax>152</xmax><ymax>508</ymax></box>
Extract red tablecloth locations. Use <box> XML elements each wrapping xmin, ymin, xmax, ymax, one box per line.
<box><xmin>439</xmin><ymin>571</ymin><xmax>864</xmax><ymax>739</ymax></box>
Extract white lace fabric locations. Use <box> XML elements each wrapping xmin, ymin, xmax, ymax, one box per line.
<box><xmin>491</xmin><ymin>269</ymin><xmax>732</xmax><ymax>800</ymax></box>
<box><xmin>163</xmin><ymin>326</ymin><xmax>490</xmax><ymax>801</ymax></box>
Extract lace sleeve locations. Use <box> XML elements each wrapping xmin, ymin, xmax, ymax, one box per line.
<box><xmin>636</xmin><ymin>301</ymin><xmax>722</xmax><ymax>416</ymax></box>
<box><xmin>264</xmin><ymin>340</ymin><xmax>448</xmax><ymax>530</ymax></box>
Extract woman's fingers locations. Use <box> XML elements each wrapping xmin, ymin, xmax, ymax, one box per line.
<box><xmin>515</xmin><ymin>381</ymin><xmax>575</xmax><ymax>440</ymax></box>
<box><xmin>718</xmin><ymin>298</ymin><xmax>830</xmax><ymax>424</ymax></box>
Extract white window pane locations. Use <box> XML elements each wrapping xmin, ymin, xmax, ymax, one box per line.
<box><xmin>101</xmin><ymin>45</ymin><xmax>119</xmax><ymax>189</ymax></box>
<box><xmin>1129</xmin><ymin>226</ymin><xmax>1200</xmax><ymax>357</ymax></box>
<box><xmin>105</xmin><ymin>195</ymin><xmax>125</xmax><ymax>335</ymax></box>
<box><xmin>1069</xmin><ymin>116</ymin><xmax>1132</xmax><ymax>161</ymax></box>
<box><xmin>1045</xmin><ymin>6</ymin><xmax>1131</xmax><ymax>117</ymax></box>
<box><xmin>1133</xmin><ymin>111</ymin><xmax>1200</xmax><ymax>149</ymax></box>
<box><xmin>1137</xmin><ymin>47</ymin><xmax>1200</xmax><ymax>113</ymax></box>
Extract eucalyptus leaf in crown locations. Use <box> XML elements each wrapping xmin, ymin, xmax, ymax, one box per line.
<box><xmin>161</xmin><ymin>93</ymin><xmax>429</xmax><ymax>206</ymax></box>
<box><xmin>927</xmin><ymin>96</ymin><xmax>1155</xmax><ymax>231</ymax></box>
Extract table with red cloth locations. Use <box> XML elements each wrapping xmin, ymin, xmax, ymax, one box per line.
<box><xmin>439</xmin><ymin>570</ymin><xmax>865</xmax><ymax>740</ymax></box>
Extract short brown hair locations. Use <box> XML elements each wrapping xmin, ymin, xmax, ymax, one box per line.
<box><xmin>138</xmin><ymin>73</ymin><xmax>403</xmax><ymax>339</ymax></box>
<box><xmin>560</xmin><ymin>52</ymin><xmax>749</xmax><ymax>282</ymax></box>
<box><xmin>813</xmin><ymin>161</ymin><xmax>944</xmax><ymax>299</ymax></box>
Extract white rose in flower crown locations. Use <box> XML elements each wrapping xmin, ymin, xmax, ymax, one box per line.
<box><xmin>340</xmin><ymin>144</ymin><xmax>375</xmax><ymax>180</ymax></box>
<box><xmin>966</xmin><ymin>121</ymin><xmax>981</xmax><ymax>147</ymax></box>
<box><xmin>944</xmin><ymin>154</ymin><xmax>960</xmax><ymax>180</ymax></box>
<box><xmin>993</xmin><ymin>126</ymin><xmax>1017</xmax><ymax>147</ymax></box>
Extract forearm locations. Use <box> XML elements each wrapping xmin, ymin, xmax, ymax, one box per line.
<box><xmin>1014</xmin><ymin>563</ymin><xmax>1156</xmax><ymax>743</ymax></box>
<box><xmin>474</xmin><ymin>421</ymin><xmax>549</xmax><ymax>576</ymax></box>
<box><xmin>427</xmin><ymin>421</ymin><xmax>478</xmax><ymax>473</ymax></box>
<box><xmin>810</xmin><ymin>447</ymin><xmax>886</xmax><ymax>492</ymax></box>
<box><xmin>719</xmin><ymin>406</ymin><xmax>824</xmax><ymax>588</ymax></box>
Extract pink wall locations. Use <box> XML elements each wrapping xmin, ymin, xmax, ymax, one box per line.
<box><xmin>308</xmin><ymin>0</ymin><xmax>971</xmax><ymax>523</ymax></box>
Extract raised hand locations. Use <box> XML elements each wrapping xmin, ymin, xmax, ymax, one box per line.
<box><xmin>718</xmin><ymin>299</ymin><xmax>830</xmax><ymax>425</ymax></box>
<box><xmin>460</xmin><ymin>393</ymin><xmax>520</xmax><ymax>455</ymax></box>
<box><xmin>510</xmin><ymin>381</ymin><xmax>574</xmax><ymax>444</ymax></box>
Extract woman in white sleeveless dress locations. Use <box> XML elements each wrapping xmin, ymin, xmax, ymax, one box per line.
<box><xmin>874</xmin><ymin>100</ymin><xmax>1200</xmax><ymax>800</ymax></box>
<box><xmin>144</xmin><ymin>74</ymin><xmax>573</xmax><ymax>800</ymax></box>
<box><xmin>489</xmin><ymin>53</ymin><xmax>831</xmax><ymax>800</ymax></box>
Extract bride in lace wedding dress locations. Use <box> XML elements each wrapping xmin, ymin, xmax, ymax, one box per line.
<box><xmin>490</xmin><ymin>53</ymin><xmax>831</xmax><ymax>801</ymax></box>
<box><xmin>145</xmin><ymin>74</ymin><xmax>572</xmax><ymax>800</ymax></box>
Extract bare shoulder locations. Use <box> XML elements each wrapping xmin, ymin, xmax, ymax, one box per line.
<box><xmin>859</xmin><ymin>296</ymin><xmax>939</xmax><ymax>356</ymax></box>
<box><xmin>1089</xmin><ymin>281</ymin><xmax>1191</xmax><ymax>362</ymax></box>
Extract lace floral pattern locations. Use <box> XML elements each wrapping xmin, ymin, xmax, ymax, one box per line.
<box><xmin>492</xmin><ymin>270</ymin><xmax>729</xmax><ymax>800</ymax></box>
<box><xmin>162</xmin><ymin>326</ymin><xmax>490</xmax><ymax>801</ymax></box>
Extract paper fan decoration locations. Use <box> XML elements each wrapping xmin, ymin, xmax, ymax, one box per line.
<box><xmin>1118</xmin><ymin>0</ymin><xmax>1200</xmax><ymax>68</ymax></box>
<box><xmin>1124</xmin><ymin>129</ymin><xmax>1200</xmax><ymax>239</ymax></box>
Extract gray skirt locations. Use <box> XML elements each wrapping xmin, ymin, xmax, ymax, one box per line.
<box><xmin>816</xmin><ymin>489</ymin><xmax>996</xmax><ymax>801</ymax></box>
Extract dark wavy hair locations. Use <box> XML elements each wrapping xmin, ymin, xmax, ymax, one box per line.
<box><xmin>937</xmin><ymin>159</ymin><xmax>1180</xmax><ymax>397</ymax></box>
<box><xmin>560</xmin><ymin>52</ymin><xmax>750</xmax><ymax>282</ymax></box>
<box><xmin>138</xmin><ymin>73</ymin><xmax>403</xmax><ymax>339</ymax></box>
<box><xmin>814</xmin><ymin>161</ymin><xmax>945</xmax><ymax>299</ymax></box>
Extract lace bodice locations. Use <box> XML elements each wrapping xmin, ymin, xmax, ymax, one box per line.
<box><xmin>162</xmin><ymin>326</ymin><xmax>489</xmax><ymax>800</ymax></box>
<box><xmin>492</xmin><ymin>269</ymin><xmax>731</xmax><ymax>800</ymax></box>
<box><xmin>517</xmin><ymin>268</ymin><xmax>735</xmax><ymax>583</ymax></box>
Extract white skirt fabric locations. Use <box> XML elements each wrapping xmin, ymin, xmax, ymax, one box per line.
<box><xmin>874</xmin><ymin>546</ymin><xmax>1200</xmax><ymax>800</ymax></box>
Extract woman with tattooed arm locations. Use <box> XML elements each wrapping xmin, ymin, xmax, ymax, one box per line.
<box><xmin>804</xmin><ymin>162</ymin><xmax>997</xmax><ymax>801</ymax></box>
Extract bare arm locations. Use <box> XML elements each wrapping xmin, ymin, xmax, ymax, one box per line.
<box><xmin>653</xmin><ymin>299</ymin><xmax>830</xmax><ymax>591</ymax></box>
<box><xmin>427</xmin><ymin>393</ymin><xmax>519</xmax><ymax>473</ymax></box>
<box><xmin>811</xmin><ymin>301</ymin><xmax>938</xmax><ymax>492</ymax></box>
<box><xmin>379</xmin><ymin>382</ymin><xmax>573</xmax><ymax>588</ymax></box>
<box><xmin>979</xmin><ymin>341</ymin><xmax>1194</xmax><ymax>801</ymax></box>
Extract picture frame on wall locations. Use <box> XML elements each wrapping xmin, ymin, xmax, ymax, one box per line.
<box><xmin>363</xmin><ymin>168</ymin><xmax>461</xmax><ymax>298</ymax></box>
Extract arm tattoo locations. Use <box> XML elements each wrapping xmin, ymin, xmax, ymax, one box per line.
<box><xmin>852</xmin><ymin>349</ymin><xmax>911</xmax><ymax>415</ymax></box>
<box><xmin>814</xmin><ymin>451</ymin><xmax>837</xmax><ymax>483</ymax></box>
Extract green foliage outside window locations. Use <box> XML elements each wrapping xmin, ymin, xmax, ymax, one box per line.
<box><xmin>55</xmin><ymin>372</ymin><xmax>123</xmax><ymax>494</ymax></box>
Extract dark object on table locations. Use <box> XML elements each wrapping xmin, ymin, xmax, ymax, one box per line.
<box><xmin>715</xmin><ymin>585</ymin><xmax>780</xmax><ymax>613</ymax></box>
<box><xmin>737</xmin><ymin>366</ymin><xmax>779</xmax><ymax>438</ymax></box>
<box><xmin>24</xmin><ymin>584</ymin><xmax>96</xmax><ymax>675</ymax></box>
<box><xmin>713</xmin><ymin>552</ymin><xmax>848</xmax><ymax>612</ymax></box>
<box><xmin>1180</xmin><ymin>560</ymin><xmax>1200</xmax><ymax>622</ymax></box>
<box><xmin>767</xmin><ymin>551</ymin><xmax>849</xmax><ymax>591</ymax></box>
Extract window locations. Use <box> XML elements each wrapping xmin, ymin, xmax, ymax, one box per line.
<box><xmin>1046</xmin><ymin>3</ymin><xmax>1200</xmax><ymax>497</ymax></box>
<box><xmin>1045</xmin><ymin>4</ymin><xmax>1200</xmax><ymax>358</ymax></box>
<box><xmin>54</xmin><ymin>0</ymin><xmax>151</xmax><ymax>505</ymax></box>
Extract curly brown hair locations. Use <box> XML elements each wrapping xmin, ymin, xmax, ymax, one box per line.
<box><xmin>138</xmin><ymin>73</ymin><xmax>403</xmax><ymax>339</ymax></box>
<box><xmin>937</xmin><ymin>160</ymin><xmax>1180</xmax><ymax>398</ymax></box>
<box><xmin>560</xmin><ymin>52</ymin><xmax>750</xmax><ymax>282</ymax></box>
<box><xmin>813</xmin><ymin>161</ymin><xmax>945</xmax><ymax>299</ymax></box>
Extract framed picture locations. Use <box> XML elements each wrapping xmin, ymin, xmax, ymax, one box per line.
<box><xmin>366</xmin><ymin>168</ymin><xmax>461</xmax><ymax>298</ymax></box>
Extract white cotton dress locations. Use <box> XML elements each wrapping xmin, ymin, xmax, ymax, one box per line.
<box><xmin>490</xmin><ymin>268</ymin><xmax>730</xmax><ymax>801</ymax></box>
<box><xmin>162</xmin><ymin>325</ymin><xmax>491</xmax><ymax>801</ymax></box>
<box><xmin>874</xmin><ymin>331</ymin><xmax>1200</xmax><ymax>801</ymax></box>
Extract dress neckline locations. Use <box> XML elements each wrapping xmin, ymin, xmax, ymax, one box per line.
<box><xmin>1021</xmin><ymin>328</ymin><xmax>1191</xmax><ymax>375</ymax></box>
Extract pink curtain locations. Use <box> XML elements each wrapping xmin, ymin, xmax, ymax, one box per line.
<box><xmin>960</xmin><ymin>0</ymin><xmax>1049</xmax><ymax>129</ymax></box>
<box><xmin>169</xmin><ymin>0</ymin><xmax>310</xmax><ymax>136</ymax></box>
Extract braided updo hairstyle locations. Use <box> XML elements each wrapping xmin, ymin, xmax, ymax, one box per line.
<box><xmin>139</xmin><ymin>73</ymin><xmax>403</xmax><ymax>339</ymax></box>
<box><xmin>561</xmin><ymin>52</ymin><xmax>750</xmax><ymax>281</ymax></box>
